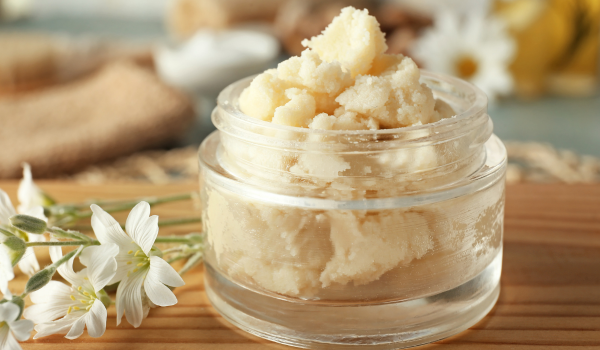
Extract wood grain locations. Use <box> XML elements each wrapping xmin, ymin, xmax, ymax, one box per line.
<box><xmin>0</xmin><ymin>181</ymin><xmax>598</xmax><ymax>349</ymax></box>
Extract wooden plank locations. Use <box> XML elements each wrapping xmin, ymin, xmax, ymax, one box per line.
<box><xmin>0</xmin><ymin>181</ymin><xmax>597</xmax><ymax>348</ymax></box>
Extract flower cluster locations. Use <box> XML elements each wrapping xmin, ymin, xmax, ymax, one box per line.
<box><xmin>0</xmin><ymin>165</ymin><xmax>48</xmax><ymax>288</ymax></box>
<box><xmin>0</xmin><ymin>164</ymin><xmax>203</xmax><ymax>349</ymax></box>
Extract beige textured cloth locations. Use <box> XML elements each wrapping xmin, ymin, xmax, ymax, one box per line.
<box><xmin>0</xmin><ymin>61</ymin><xmax>194</xmax><ymax>178</ymax></box>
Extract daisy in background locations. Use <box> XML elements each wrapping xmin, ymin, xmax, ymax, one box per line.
<box><xmin>410</xmin><ymin>9</ymin><xmax>516</xmax><ymax>102</ymax></box>
<box><xmin>0</xmin><ymin>302</ymin><xmax>34</xmax><ymax>350</ymax></box>
<box><xmin>91</xmin><ymin>202</ymin><xmax>185</xmax><ymax>327</ymax></box>
<box><xmin>24</xmin><ymin>243</ymin><xmax>118</xmax><ymax>339</ymax></box>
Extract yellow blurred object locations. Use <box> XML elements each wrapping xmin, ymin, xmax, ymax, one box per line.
<box><xmin>495</xmin><ymin>0</ymin><xmax>600</xmax><ymax>98</ymax></box>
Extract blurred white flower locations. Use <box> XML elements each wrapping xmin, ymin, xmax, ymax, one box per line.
<box><xmin>0</xmin><ymin>302</ymin><xmax>34</xmax><ymax>350</ymax></box>
<box><xmin>0</xmin><ymin>242</ymin><xmax>15</xmax><ymax>298</ymax></box>
<box><xmin>411</xmin><ymin>10</ymin><xmax>516</xmax><ymax>101</ymax></box>
<box><xmin>24</xmin><ymin>243</ymin><xmax>118</xmax><ymax>340</ymax></box>
<box><xmin>17</xmin><ymin>163</ymin><xmax>51</xmax><ymax>214</ymax></box>
<box><xmin>91</xmin><ymin>202</ymin><xmax>185</xmax><ymax>328</ymax></box>
<box><xmin>0</xmin><ymin>164</ymin><xmax>49</xmax><ymax>277</ymax></box>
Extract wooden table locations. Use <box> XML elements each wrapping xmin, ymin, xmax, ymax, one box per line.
<box><xmin>1</xmin><ymin>181</ymin><xmax>599</xmax><ymax>349</ymax></box>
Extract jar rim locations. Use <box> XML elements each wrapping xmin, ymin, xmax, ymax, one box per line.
<box><xmin>215</xmin><ymin>70</ymin><xmax>488</xmax><ymax>140</ymax></box>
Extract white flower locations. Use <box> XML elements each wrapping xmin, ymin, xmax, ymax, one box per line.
<box><xmin>0</xmin><ymin>302</ymin><xmax>34</xmax><ymax>350</ymax></box>
<box><xmin>411</xmin><ymin>10</ymin><xmax>516</xmax><ymax>102</ymax></box>
<box><xmin>0</xmin><ymin>165</ymin><xmax>48</xmax><ymax>277</ymax></box>
<box><xmin>0</xmin><ymin>192</ymin><xmax>17</xmax><ymax>297</ymax></box>
<box><xmin>91</xmin><ymin>202</ymin><xmax>185</xmax><ymax>327</ymax></box>
<box><xmin>17</xmin><ymin>164</ymin><xmax>50</xmax><ymax>214</ymax></box>
<box><xmin>0</xmin><ymin>243</ymin><xmax>15</xmax><ymax>298</ymax></box>
<box><xmin>23</xmin><ymin>243</ymin><xmax>118</xmax><ymax>339</ymax></box>
<box><xmin>0</xmin><ymin>191</ymin><xmax>17</xmax><ymax>229</ymax></box>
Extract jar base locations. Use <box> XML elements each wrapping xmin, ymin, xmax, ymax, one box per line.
<box><xmin>205</xmin><ymin>250</ymin><xmax>502</xmax><ymax>350</ymax></box>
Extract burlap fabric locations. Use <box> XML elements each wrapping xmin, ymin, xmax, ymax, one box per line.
<box><xmin>0</xmin><ymin>61</ymin><xmax>194</xmax><ymax>178</ymax></box>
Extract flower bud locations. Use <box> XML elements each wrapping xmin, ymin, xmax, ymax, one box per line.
<box><xmin>24</xmin><ymin>266</ymin><xmax>56</xmax><ymax>295</ymax></box>
<box><xmin>9</xmin><ymin>214</ymin><xmax>47</xmax><ymax>234</ymax></box>
<box><xmin>48</xmin><ymin>227</ymin><xmax>90</xmax><ymax>241</ymax></box>
<box><xmin>2</xmin><ymin>236</ymin><xmax>26</xmax><ymax>266</ymax></box>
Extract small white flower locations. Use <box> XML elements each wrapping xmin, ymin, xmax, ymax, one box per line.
<box><xmin>17</xmin><ymin>164</ymin><xmax>50</xmax><ymax>214</ymax></box>
<box><xmin>411</xmin><ymin>10</ymin><xmax>516</xmax><ymax>101</ymax></box>
<box><xmin>0</xmin><ymin>165</ymin><xmax>48</xmax><ymax>277</ymax></box>
<box><xmin>24</xmin><ymin>243</ymin><xmax>118</xmax><ymax>339</ymax></box>
<box><xmin>0</xmin><ymin>302</ymin><xmax>34</xmax><ymax>350</ymax></box>
<box><xmin>0</xmin><ymin>191</ymin><xmax>17</xmax><ymax>297</ymax></box>
<box><xmin>91</xmin><ymin>202</ymin><xmax>185</xmax><ymax>327</ymax></box>
<box><xmin>0</xmin><ymin>243</ymin><xmax>15</xmax><ymax>298</ymax></box>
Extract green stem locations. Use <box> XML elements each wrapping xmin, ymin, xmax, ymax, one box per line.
<box><xmin>71</xmin><ymin>217</ymin><xmax>202</xmax><ymax>231</ymax></box>
<box><xmin>47</xmin><ymin>227</ymin><xmax>91</xmax><ymax>241</ymax></box>
<box><xmin>74</xmin><ymin>193</ymin><xmax>194</xmax><ymax>219</ymax></box>
<box><xmin>178</xmin><ymin>252</ymin><xmax>203</xmax><ymax>276</ymax></box>
<box><xmin>162</xmin><ymin>247</ymin><xmax>184</xmax><ymax>255</ymax></box>
<box><xmin>167</xmin><ymin>254</ymin><xmax>190</xmax><ymax>264</ymax></box>
<box><xmin>154</xmin><ymin>236</ymin><xmax>191</xmax><ymax>244</ymax></box>
<box><xmin>51</xmin><ymin>248</ymin><xmax>80</xmax><ymax>268</ymax></box>
<box><xmin>26</xmin><ymin>240</ymin><xmax>99</xmax><ymax>247</ymax></box>
<box><xmin>69</xmin><ymin>216</ymin><xmax>201</xmax><ymax>232</ymax></box>
<box><xmin>65</xmin><ymin>225</ymin><xmax>94</xmax><ymax>232</ymax></box>
<box><xmin>55</xmin><ymin>192</ymin><xmax>195</xmax><ymax>211</ymax></box>
<box><xmin>158</xmin><ymin>217</ymin><xmax>201</xmax><ymax>227</ymax></box>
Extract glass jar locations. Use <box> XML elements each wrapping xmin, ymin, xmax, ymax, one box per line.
<box><xmin>198</xmin><ymin>71</ymin><xmax>506</xmax><ymax>349</ymax></box>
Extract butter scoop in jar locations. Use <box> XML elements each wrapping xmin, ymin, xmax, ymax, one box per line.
<box><xmin>199</xmin><ymin>6</ymin><xmax>506</xmax><ymax>349</ymax></box>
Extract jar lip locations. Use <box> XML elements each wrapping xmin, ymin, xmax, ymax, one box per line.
<box><xmin>216</xmin><ymin>70</ymin><xmax>488</xmax><ymax>137</ymax></box>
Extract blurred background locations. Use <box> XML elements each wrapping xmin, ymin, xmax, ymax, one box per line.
<box><xmin>0</xmin><ymin>0</ymin><xmax>599</xmax><ymax>184</ymax></box>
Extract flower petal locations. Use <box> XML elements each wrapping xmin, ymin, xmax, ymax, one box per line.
<box><xmin>49</xmin><ymin>245</ymin><xmax>82</xmax><ymax>286</ymax></box>
<box><xmin>24</xmin><ymin>281</ymin><xmax>73</xmax><ymax>324</ymax></box>
<box><xmin>2</xmin><ymin>331</ymin><xmax>22</xmax><ymax>350</ymax></box>
<box><xmin>33</xmin><ymin>315</ymin><xmax>78</xmax><ymax>339</ymax></box>
<box><xmin>108</xmin><ymin>254</ymin><xmax>133</xmax><ymax>286</ymax></box>
<box><xmin>84</xmin><ymin>300</ymin><xmax>107</xmax><ymax>338</ymax></box>
<box><xmin>8</xmin><ymin>319</ymin><xmax>33</xmax><ymax>341</ymax></box>
<box><xmin>18</xmin><ymin>233</ymin><xmax>44</xmax><ymax>276</ymax></box>
<box><xmin>81</xmin><ymin>244</ymin><xmax>118</xmax><ymax>292</ymax></box>
<box><xmin>144</xmin><ymin>257</ymin><xmax>184</xmax><ymax>307</ymax></box>
<box><xmin>29</xmin><ymin>280</ymin><xmax>72</xmax><ymax>304</ymax></box>
<box><xmin>17</xmin><ymin>247</ymin><xmax>39</xmax><ymax>277</ymax></box>
<box><xmin>125</xmin><ymin>202</ymin><xmax>158</xmax><ymax>255</ymax></box>
<box><xmin>0</xmin><ymin>189</ymin><xmax>17</xmax><ymax>225</ymax></box>
<box><xmin>17</xmin><ymin>163</ymin><xmax>40</xmax><ymax>214</ymax></box>
<box><xmin>144</xmin><ymin>274</ymin><xmax>177</xmax><ymax>307</ymax></box>
<box><xmin>149</xmin><ymin>256</ymin><xmax>185</xmax><ymax>287</ymax></box>
<box><xmin>0</xmin><ymin>245</ymin><xmax>15</xmax><ymax>297</ymax></box>
<box><xmin>65</xmin><ymin>316</ymin><xmax>86</xmax><ymax>340</ymax></box>
<box><xmin>90</xmin><ymin>204</ymin><xmax>131</xmax><ymax>247</ymax></box>
<box><xmin>115</xmin><ymin>271</ymin><xmax>146</xmax><ymax>327</ymax></box>
<box><xmin>0</xmin><ymin>303</ymin><xmax>19</xmax><ymax>322</ymax></box>
<box><xmin>125</xmin><ymin>201</ymin><xmax>150</xmax><ymax>237</ymax></box>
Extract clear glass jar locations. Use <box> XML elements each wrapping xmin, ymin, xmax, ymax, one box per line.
<box><xmin>198</xmin><ymin>71</ymin><xmax>506</xmax><ymax>349</ymax></box>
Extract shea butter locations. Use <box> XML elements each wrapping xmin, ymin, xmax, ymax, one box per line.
<box><xmin>239</xmin><ymin>7</ymin><xmax>449</xmax><ymax>130</ymax></box>
<box><xmin>199</xmin><ymin>6</ymin><xmax>506</xmax><ymax>349</ymax></box>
